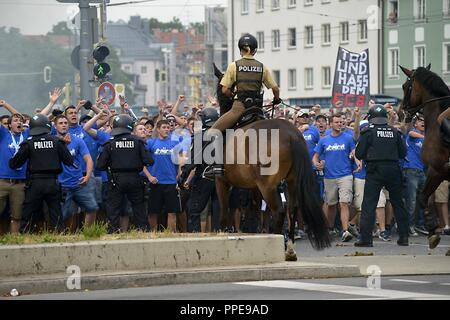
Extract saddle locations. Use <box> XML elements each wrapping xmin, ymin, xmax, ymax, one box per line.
<box><xmin>233</xmin><ymin>106</ymin><xmax>266</xmax><ymax>129</ymax></box>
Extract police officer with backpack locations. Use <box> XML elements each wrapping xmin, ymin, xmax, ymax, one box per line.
<box><xmin>9</xmin><ymin>114</ymin><xmax>74</xmax><ymax>232</ymax></box>
<box><xmin>203</xmin><ymin>33</ymin><xmax>281</xmax><ymax>176</ymax></box>
<box><xmin>354</xmin><ymin>105</ymin><xmax>409</xmax><ymax>247</ymax></box>
<box><xmin>96</xmin><ymin>114</ymin><xmax>154</xmax><ymax>233</ymax></box>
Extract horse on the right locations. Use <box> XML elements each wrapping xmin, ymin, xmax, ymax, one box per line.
<box><xmin>399</xmin><ymin>65</ymin><xmax>450</xmax><ymax>253</ymax></box>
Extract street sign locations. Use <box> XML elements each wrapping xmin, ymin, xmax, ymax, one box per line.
<box><xmin>43</xmin><ymin>66</ymin><xmax>52</xmax><ymax>83</ymax></box>
<box><xmin>114</xmin><ymin>83</ymin><xmax>125</xmax><ymax>107</ymax></box>
<box><xmin>98</xmin><ymin>81</ymin><xmax>116</xmax><ymax>106</ymax></box>
<box><xmin>71</xmin><ymin>45</ymin><xmax>80</xmax><ymax>70</ymax></box>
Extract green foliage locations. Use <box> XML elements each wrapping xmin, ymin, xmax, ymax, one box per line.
<box><xmin>82</xmin><ymin>222</ymin><xmax>108</xmax><ymax>240</ymax></box>
<box><xmin>47</xmin><ymin>21</ymin><xmax>73</xmax><ymax>36</ymax></box>
<box><xmin>145</xmin><ymin>17</ymin><xmax>184</xmax><ymax>34</ymax></box>
<box><xmin>189</xmin><ymin>22</ymin><xmax>205</xmax><ymax>34</ymax></box>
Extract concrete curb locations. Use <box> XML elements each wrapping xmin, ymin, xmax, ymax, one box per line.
<box><xmin>0</xmin><ymin>235</ymin><xmax>284</xmax><ymax>277</ymax></box>
<box><xmin>0</xmin><ymin>262</ymin><xmax>361</xmax><ymax>296</ymax></box>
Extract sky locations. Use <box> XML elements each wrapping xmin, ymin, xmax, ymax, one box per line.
<box><xmin>0</xmin><ymin>0</ymin><xmax>227</xmax><ymax>35</ymax></box>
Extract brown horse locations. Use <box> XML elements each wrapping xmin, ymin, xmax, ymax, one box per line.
<box><xmin>400</xmin><ymin>65</ymin><xmax>450</xmax><ymax>250</ymax></box>
<box><xmin>212</xmin><ymin>65</ymin><xmax>331</xmax><ymax>260</ymax></box>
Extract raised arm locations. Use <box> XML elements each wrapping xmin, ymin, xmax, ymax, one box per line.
<box><xmin>0</xmin><ymin>100</ymin><xmax>20</xmax><ymax>115</ymax></box>
<box><xmin>40</xmin><ymin>88</ymin><xmax>62</xmax><ymax>116</ymax></box>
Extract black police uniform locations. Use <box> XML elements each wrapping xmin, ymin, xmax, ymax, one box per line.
<box><xmin>9</xmin><ymin>132</ymin><xmax>74</xmax><ymax>231</ymax></box>
<box><xmin>355</xmin><ymin>116</ymin><xmax>409</xmax><ymax>246</ymax></box>
<box><xmin>96</xmin><ymin>133</ymin><xmax>153</xmax><ymax>232</ymax></box>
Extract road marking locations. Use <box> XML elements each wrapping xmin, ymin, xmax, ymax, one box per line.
<box><xmin>389</xmin><ymin>279</ymin><xmax>431</xmax><ymax>284</ymax></box>
<box><xmin>441</xmin><ymin>283</ymin><xmax>450</xmax><ymax>286</ymax></box>
<box><xmin>235</xmin><ymin>280</ymin><xmax>450</xmax><ymax>300</ymax></box>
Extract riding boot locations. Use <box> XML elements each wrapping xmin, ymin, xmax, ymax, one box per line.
<box><xmin>199</xmin><ymin>134</ymin><xmax>224</xmax><ymax>178</ymax></box>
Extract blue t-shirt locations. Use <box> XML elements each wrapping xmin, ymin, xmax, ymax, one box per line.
<box><xmin>70</xmin><ymin>124</ymin><xmax>98</xmax><ymax>173</ymax></box>
<box><xmin>314</xmin><ymin>132</ymin><xmax>355</xmax><ymax>179</ymax></box>
<box><xmin>146</xmin><ymin>134</ymin><xmax>182</xmax><ymax>184</ymax></box>
<box><xmin>325</xmin><ymin>128</ymin><xmax>354</xmax><ymax>137</ymax></box>
<box><xmin>0</xmin><ymin>126</ymin><xmax>29</xmax><ymax>179</ymax></box>
<box><xmin>58</xmin><ymin>134</ymin><xmax>90</xmax><ymax>188</ymax></box>
<box><xmin>93</xmin><ymin>130</ymin><xmax>112</xmax><ymax>182</ymax></box>
<box><xmin>403</xmin><ymin>130</ymin><xmax>425</xmax><ymax>171</ymax></box>
<box><xmin>303</xmin><ymin>125</ymin><xmax>320</xmax><ymax>160</ymax></box>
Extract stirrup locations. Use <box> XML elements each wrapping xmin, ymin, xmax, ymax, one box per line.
<box><xmin>201</xmin><ymin>165</ymin><xmax>224</xmax><ymax>179</ymax></box>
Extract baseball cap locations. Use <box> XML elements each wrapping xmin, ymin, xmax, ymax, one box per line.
<box><xmin>359</xmin><ymin>120</ymin><xmax>369</xmax><ymax>130</ymax></box>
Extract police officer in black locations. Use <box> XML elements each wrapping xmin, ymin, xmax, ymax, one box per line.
<box><xmin>354</xmin><ymin>105</ymin><xmax>409</xmax><ymax>247</ymax></box>
<box><xmin>180</xmin><ymin>108</ymin><xmax>221</xmax><ymax>232</ymax></box>
<box><xmin>96</xmin><ymin>114</ymin><xmax>153</xmax><ymax>233</ymax></box>
<box><xmin>9</xmin><ymin>114</ymin><xmax>74</xmax><ymax>232</ymax></box>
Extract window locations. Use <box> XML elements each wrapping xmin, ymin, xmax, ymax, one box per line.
<box><xmin>271</xmin><ymin>0</ymin><xmax>280</xmax><ymax>10</ymax></box>
<box><xmin>415</xmin><ymin>0</ymin><xmax>426</xmax><ymax>21</ymax></box>
<box><xmin>305</xmin><ymin>68</ymin><xmax>314</xmax><ymax>89</ymax></box>
<box><xmin>288</xmin><ymin>69</ymin><xmax>297</xmax><ymax>89</ymax></box>
<box><xmin>322</xmin><ymin>67</ymin><xmax>331</xmax><ymax>87</ymax></box>
<box><xmin>288</xmin><ymin>28</ymin><xmax>296</xmax><ymax>47</ymax></box>
<box><xmin>322</xmin><ymin>24</ymin><xmax>331</xmax><ymax>45</ymax></box>
<box><xmin>305</xmin><ymin>26</ymin><xmax>314</xmax><ymax>46</ymax></box>
<box><xmin>272</xmin><ymin>29</ymin><xmax>280</xmax><ymax>49</ymax></box>
<box><xmin>388</xmin><ymin>0</ymin><xmax>398</xmax><ymax>24</ymax></box>
<box><xmin>444</xmin><ymin>0</ymin><xmax>450</xmax><ymax>17</ymax></box>
<box><xmin>358</xmin><ymin>20</ymin><xmax>368</xmax><ymax>42</ymax></box>
<box><xmin>322</xmin><ymin>0</ymin><xmax>331</xmax><ymax>3</ymax></box>
<box><xmin>241</xmin><ymin>0</ymin><xmax>249</xmax><ymax>14</ymax></box>
<box><xmin>388</xmin><ymin>48</ymin><xmax>399</xmax><ymax>77</ymax></box>
<box><xmin>273</xmin><ymin>70</ymin><xmax>280</xmax><ymax>86</ymax></box>
<box><xmin>444</xmin><ymin>43</ymin><xmax>450</xmax><ymax>72</ymax></box>
<box><xmin>340</xmin><ymin>22</ymin><xmax>349</xmax><ymax>43</ymax></box>
<box><xmin>288</xmin><ymin>0</ymin><xmax>297</xmax><ymax>8</ymax></box>
<box><xmin>256</xmin><ymin>0</ymin><xmax>264</xmax><ymax>12</ymax></box>
<box><xmin>124</xmin><ymin>65</ymin><xmax>131</xmax><ymax>73</ymax></box>
<box><xmin>305</xmin><ymin>0</ymin><xmax>313</xmax><ymax>5</ymax></box>
<box><xmin>414</xmin><ymin>45</ymin><xmax>426</xmax><ymax>69</ymax></box>
<box><xmin>257</xmin><ymin>31</ymin><xmax>265</xmax><ymax>50</ymax></box>
<box><xmin>141</xmin><ymin>66</ymin><xmax>147</xmax><ymax>74</ymax></box>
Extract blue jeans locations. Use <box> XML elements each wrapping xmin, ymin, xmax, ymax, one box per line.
<box><xmin>62</xmin><ymin>179</ymin><xmax>99</xmax><ymax>220</ymax></box>
<box><xmin>402</xmin><ymin>168</ymin><xmax>426</xmax><ymax>228</ymax></box>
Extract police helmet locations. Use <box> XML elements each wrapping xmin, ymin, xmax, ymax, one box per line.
<box><xmin>368</xmin><ymin>104</ymin><xmax>388</xmax><ymax>125</ymax></box>
<box><xmin>199</xmin><ymin>108</ymin><xmax>219</xmax><ymax>128</ymax></box>
<box><xmin>29</xmin><ymin>114</ymin><xmax>52</xmax><ymax>136</ymax></box>
<box><xmin>110</xmin><ymin>114</ymin><xmax>134</xmax><ymax>136</ymax></box>
<box><xmin>238</xmin><ymin>33</ymin><xmax>258</xmax><ymax>52</ymax></box>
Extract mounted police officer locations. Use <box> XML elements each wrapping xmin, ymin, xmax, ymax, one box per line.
<box><xmin>96</xmin><ymin>114</ymin><xmax>154</xmax><ymax>233</ymax></box>
<box><xmin>354</xmin><ymin>105</ymin><xmax>409</xmax><ymax>247</ymax></box>
<box><xmin>9</xmin><ymin>114</ymin><xmax>74</xmax><ymax>232</ymax></box>
<box><xmin>204</xmin><ymin>33</ymin><xmax>281</xmax><ymax>176</ymax></box>
<box><xmin>181</xmin><ymin>108</ymin><xmax>220</xmax><ymax>231</ymax></box>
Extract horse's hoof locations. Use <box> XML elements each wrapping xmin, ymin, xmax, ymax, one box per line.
<box><xmin>428</xmin><ymin>234</ymin><xmax>441</xmax><ymax>249</ymax></box>
<box><xmin>285</xmin><ymin>250</ymin><xmax>297</xmax><ymax>261</ymax></box>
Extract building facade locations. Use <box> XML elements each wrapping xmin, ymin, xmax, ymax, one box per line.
<box><xmin>383</xmin><ymin>0</ymin><xmax>450</xmax><ymax>98</ymax></box>
<box><xmin>228</xmin><ymin>0</ymin><xmax>381</xmax><ymax>106</ymax></box>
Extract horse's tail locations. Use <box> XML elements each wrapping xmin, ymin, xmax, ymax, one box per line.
<box><xmin>291</xmin><ymin>136</ymin><xmax>331</xmax><ymax>250</ymax></box>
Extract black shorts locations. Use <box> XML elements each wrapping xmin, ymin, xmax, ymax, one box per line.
<box><xmin>229</xmin><ymin>187</ymin><xmax>251</xmax><ymax>209</ymax></box>
<box><xmin>148</xmin><ymin>184</ymin><xmax>181</xmax><ymax>214</ymax></box>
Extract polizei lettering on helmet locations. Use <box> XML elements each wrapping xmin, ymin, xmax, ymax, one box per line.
<box><xmin>33</xmin><ymin>140</ymin><xmax>54</xmax><ymax>149</ymax></box>
<box><xmin>238</xmin><ymin>65</ymin><xmax>263</xmax><ymax>73</ymax></box>
<box><xmin>115</xmin><ymin>140</ymin><xmax>135</xmax><ymax>148</ymax></box>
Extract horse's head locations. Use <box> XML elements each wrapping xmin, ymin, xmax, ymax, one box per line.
<box><xmin>213</xmin><ymin>63</ymin><xmax>233</xmax><ymax>115</ymax></box>
<box><xmin>399</xmin><ymin>64</ymin><xmax>431</xmax><ymax>119</ymax></box>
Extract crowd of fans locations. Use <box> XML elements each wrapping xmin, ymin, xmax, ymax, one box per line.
<box><xmin>0</xmin><ymin>90</ymin><xmax>449</xmax><ymax>243</ymax></box>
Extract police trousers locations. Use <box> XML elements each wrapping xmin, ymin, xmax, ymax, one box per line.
<box><xmin>359</xmin><ymin>163</ymin><xmax>409</xmax><ymax>242</ymax></box>
<box><xmin>188</xmin><ymin>176</ymin><xmax>216</xmax><ymax>232</ymax></box>
<box><xmin>22</xmin><ymin>177</ymin><xmax>64</xmax><ymax>232</ymax></box>
<box><xmin>106</xmin><ymin>173</ymin><xmax>148</xmax><ymax>232</ymax></box>
<box><xmin>210</xmin><ymin>100</ymin><xmax>245</xmax><ymax>132</ymax></box>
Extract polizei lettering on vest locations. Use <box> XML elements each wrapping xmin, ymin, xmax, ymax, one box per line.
<box><xmin>376</xmin><ymin>131</ymin><xmax>394</xmax><ymax>138</ymax></box>
<box><xmin>34</xmin><ymin>141</ymin><xmax>54</xmax><ymax>149</ymax></box>
<box><xmin>115</xmin><ymin>140</ymin><xmax>135</xmax><ymax>148</ymax></box>
<box><xmin>238</xmin><ymin>65</ymin><xmax>263</xmax><ymax>73</ymax></box>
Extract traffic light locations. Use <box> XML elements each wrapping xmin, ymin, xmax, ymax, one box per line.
<box><xmin>93</xmin><ymin>44</ymin><xmax>111</xmax><ymax>81</ymax></box>
<box><xmin>62</xmin><ymin>82</ymin><xmax>71</xmax><ymax>107</ymax></box>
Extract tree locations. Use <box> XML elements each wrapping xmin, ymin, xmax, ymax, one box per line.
<box><xmin>47</xmin><ymin>21</ymin><xmax>73</xmax><ymax>36</ymax></box>
<box><xmin>189</xmin><ymin>22</ymin><xmax>205</xmax><ymax>34</ymax></box>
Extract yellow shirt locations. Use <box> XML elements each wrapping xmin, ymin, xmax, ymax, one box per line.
<box><xmin>220</xmin><ymin>55</ymin><xmax>277</xmax><ymax>90</ymax></box>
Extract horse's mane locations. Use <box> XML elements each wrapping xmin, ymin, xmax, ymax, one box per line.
<box><xmin>415</xmin><ymin>67</ymin><xmax>450</xmax><ymax>98</ymax></box>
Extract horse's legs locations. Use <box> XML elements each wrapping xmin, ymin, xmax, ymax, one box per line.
<box><xmin>420</xmin><ymin>169</ymin><xmax>444</xmax><ymax>249</ymax></box>
<box><xmin>215</xmin><ymin>177</ymin><xmax>231</xmax><ymax>231</ymax></box>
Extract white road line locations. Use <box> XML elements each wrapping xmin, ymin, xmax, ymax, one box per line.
<box><xmin>441</xmin><ymin>283</ymin><xmax>450</xmax><ymax>286</ymax></box>
<box><xmin>389</xmin><ymin>279</ymin><xmax>431</xmax><ymax>284</ymax></box>
<box><xmin>235</xmin><ymin>280</ymin><xmax>450</xmax><ymax>300</ymax></box>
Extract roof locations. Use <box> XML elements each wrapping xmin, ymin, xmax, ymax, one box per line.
<box><xmin>106</xmin><ymin>23</ymin><xmax>161</xmax><ymax>60</ymax></box>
